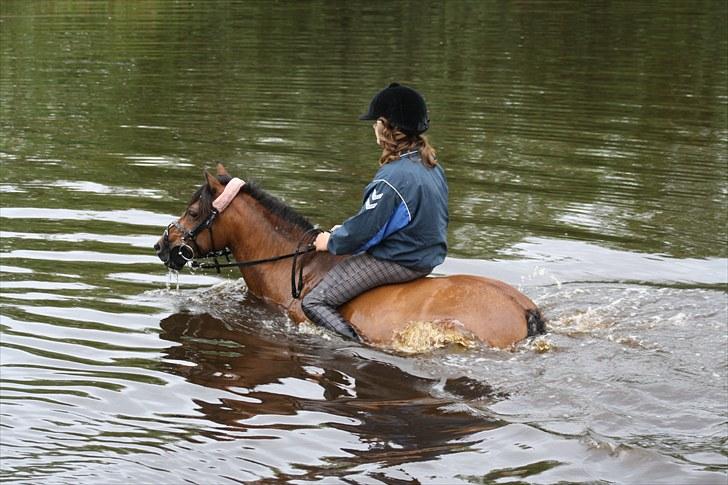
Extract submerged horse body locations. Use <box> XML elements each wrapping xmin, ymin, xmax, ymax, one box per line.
<box><xmin>155</xmin><ymin>165</ymin><xmax>545</xmax><ymax>349</ymax></box>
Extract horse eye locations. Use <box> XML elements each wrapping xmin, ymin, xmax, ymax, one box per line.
<box><xmin>188</xmin><ymin>209</ymin><xmax>199</xmax><ymax>218</ymax></box>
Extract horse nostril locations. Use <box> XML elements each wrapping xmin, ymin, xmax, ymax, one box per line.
<box><xmin>154</xmin><ymin>242</ymin><xmax>161</xmax><ymax>252</ymax></box>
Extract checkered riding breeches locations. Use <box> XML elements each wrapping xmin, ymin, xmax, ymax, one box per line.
<box><xmin>301</xmin><ymin>253</ymin><xmax>428</xmax><ymax>340</ymax></box>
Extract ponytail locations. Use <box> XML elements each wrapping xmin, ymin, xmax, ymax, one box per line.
<box><xmin>377</xmin><ymin>120</ymin><xmax>438</xmax><ymax>167</ymax></box>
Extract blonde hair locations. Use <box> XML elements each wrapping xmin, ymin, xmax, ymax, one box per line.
<box><xmin>377</xmin><ymin>119</ymin><xmax>437</xmax><ymax>167</ymax></box>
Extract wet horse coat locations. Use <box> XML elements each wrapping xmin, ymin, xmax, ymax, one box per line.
<box><xmin>155</xmin><ymin>165</ymin><xmax>545</xmax><ymax>349</ymax></box>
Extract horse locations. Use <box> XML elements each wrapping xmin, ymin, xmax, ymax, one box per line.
<box><xmin>154</xmin><ymin>164</ymin><xmax>545</xmax><ymax>349</ymax></box>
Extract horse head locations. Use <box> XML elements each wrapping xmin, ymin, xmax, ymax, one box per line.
<box><xmin>154</xmin><ymin>164</ymin><xmax>234</xmax><ymax>270</ymax></box>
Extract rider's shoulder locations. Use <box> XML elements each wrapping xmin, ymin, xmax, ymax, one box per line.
<box><xmin>375</xmin><ymin>155</ymin><xmax>419</xmax><ymax>178</ymax></box>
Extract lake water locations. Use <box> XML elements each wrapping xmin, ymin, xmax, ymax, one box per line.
<box><xmin>1</xmin><ymin>1</ymin><xmax>726</xmax><ymax>483</ymax></box>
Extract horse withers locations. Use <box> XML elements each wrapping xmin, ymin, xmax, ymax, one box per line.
<box><xmin>154</xmin><ymin>164</ymin><xmax>545</xmax><ymax>349</ymax></box>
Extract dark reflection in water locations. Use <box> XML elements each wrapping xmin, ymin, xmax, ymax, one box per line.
<box><xmin>159</xmin><ymin>310</ymin><xmax>506</xmax><ymax>470</ymax></box>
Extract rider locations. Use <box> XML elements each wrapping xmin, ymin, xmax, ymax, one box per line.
<box><xmin>301</xmin><ymin>83</ymin><xmax>449</xmax><ymax>340</ymax></box>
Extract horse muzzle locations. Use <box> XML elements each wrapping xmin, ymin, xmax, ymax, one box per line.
<box><xmin>154</xmin><ymin>239</ymin><xmax>194</xmax><ymax>271</ymax></box>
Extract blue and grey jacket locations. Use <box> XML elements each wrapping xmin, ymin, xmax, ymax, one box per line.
<box><xmin>327</xmin><ymin>151</ymin><xmax>448</xmax><ymax>272</ymax></box>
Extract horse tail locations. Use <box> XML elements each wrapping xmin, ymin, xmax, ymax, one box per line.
<box><xmin>526</xmin><ymin>308</ymin><xmax>547</xmax><ymax>337</ymax></box>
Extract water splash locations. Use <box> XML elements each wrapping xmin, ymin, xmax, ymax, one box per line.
<box><xmin>388</xmin><ymin>320</ymin><xmax>479</xmax><ymax>354</ymax></box>
<box><xmin>529</xmin><ymin>336</ymin><xmax>555</xmax><ymax>353</ymax></box>
<box><xmin>166</xmin><ymin>268</ymin><xmax>180</xmax><ymax>292</ymax></box>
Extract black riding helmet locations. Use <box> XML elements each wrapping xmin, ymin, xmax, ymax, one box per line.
<box><xmin>359</xmin><ymin>83</ymin><xmax>429</xmax><ymax>135</ymax></box>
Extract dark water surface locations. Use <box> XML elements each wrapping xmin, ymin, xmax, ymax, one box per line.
<box><xmin>1</xmin><ymin>1</ymin><xmax>727</xmax><ymax>483</ymax></box>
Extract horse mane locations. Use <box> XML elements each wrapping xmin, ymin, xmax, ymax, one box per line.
<box><xmin>190</xmin><ymin>175</ymin><xmax>315</xmax><ymax>234</ymax></box>
<box><xmin>241</xmin><ymin>181</ymin><xmax>315</xmax><ymax>233</ymax></box>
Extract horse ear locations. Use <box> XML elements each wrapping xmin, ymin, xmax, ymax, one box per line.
<box><xmin>204</xmin><ymin>170</ymin><xmax>223</xmax><ymax>196</ymax></box>
<box><xmin>216</xmin><ymin>163</ymin><xmax>230</xmax><ymax>177</ymax></box>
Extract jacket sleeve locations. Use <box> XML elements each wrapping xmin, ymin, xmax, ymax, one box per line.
<box><xmin>327</xmin><ymin>179</ymin><xmax>411</xmax><ymax>255</ymax></box>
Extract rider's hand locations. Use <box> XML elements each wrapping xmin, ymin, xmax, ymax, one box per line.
<box><xmin>314</xmin><ymin>231</ymin><xmax>331</xmax><ymax>252</ymax></box>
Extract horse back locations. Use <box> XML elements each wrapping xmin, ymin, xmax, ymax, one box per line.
<box><xmin>341</xmin><ymin>274</ymin><xmax>536</xmax><ymax>348</ymax></box>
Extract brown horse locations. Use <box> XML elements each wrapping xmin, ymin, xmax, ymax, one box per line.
<box><xmin>154</xmin><ymin>164</ymin><xmax>545</xmax><ymax>349</ymax></box>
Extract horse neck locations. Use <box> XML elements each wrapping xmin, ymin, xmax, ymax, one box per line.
<box><xmin>219</xmin><ymin>193</ymin><xmax>316</xmax><ymax>304</ymax></box>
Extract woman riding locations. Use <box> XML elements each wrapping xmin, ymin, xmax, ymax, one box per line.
<box><xmin>301</xmin><ymin>83</ymin><xmax>449</xmax><ymax>341</ymax></box>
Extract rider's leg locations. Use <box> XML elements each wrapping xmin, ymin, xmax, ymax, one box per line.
<box><xmin>301</xmin><ymin>253</ymin><xmax>428</xmax><ymax>341</ymax></box>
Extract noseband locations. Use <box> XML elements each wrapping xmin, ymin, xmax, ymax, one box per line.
<box><xmin>163</xmin><ymin>211</ymin><xmax>222</xmax><ymax>264</ymax></box>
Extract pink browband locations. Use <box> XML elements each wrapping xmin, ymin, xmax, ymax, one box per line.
<box><xmin>212</xmin><ymin>177</ymin><xmax>245</xmax><ymax>212</ymax></box>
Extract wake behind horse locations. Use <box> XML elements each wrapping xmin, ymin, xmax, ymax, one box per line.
<box><xmin>154</xmin><ymin>164</ymin><xmax>545</xmax><ymax>349</ymax></box>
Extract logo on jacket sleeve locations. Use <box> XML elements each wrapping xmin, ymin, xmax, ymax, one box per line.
<box><xmin>364</xmin><ymin>187</ymin><xmax>384</xmax><ymax>210</ymax></box>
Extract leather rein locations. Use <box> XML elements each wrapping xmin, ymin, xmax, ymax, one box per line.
<box><xmin>166</xmin><ymin>177</ymin><xmax>319</xmax><ymax>299</ymax></box>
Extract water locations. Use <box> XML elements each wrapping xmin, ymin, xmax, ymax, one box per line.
<box><xmin>1</xmin><ymin>1</ymin><xmax>727</xmax><ymax>483</ymax></box>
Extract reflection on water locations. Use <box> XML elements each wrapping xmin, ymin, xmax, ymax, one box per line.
<box><xmin>2</xmin><ymin>0</ymin><xmax>726</xmax><ymax>259</ymax></box>
<box><xmin>1</xmin><ymin>0</ymin><xmax>727</xmax><ymax>483</ymax></box>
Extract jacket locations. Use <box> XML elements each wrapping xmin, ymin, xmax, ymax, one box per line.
<box><xmin>327</xmin><ymin>151</ymin><xmax>448</xmax><ymax>271</ymax></box>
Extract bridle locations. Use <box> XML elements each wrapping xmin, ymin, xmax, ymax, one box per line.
<box><xmin>162</xmin><ymin>210</ymin><xmax>222</xmax><ymax>265</ymax></box>
<box><xmin>163</xmin><ymin>177</ymin><xmax>319</xmax><ymax>299</ymax></box>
